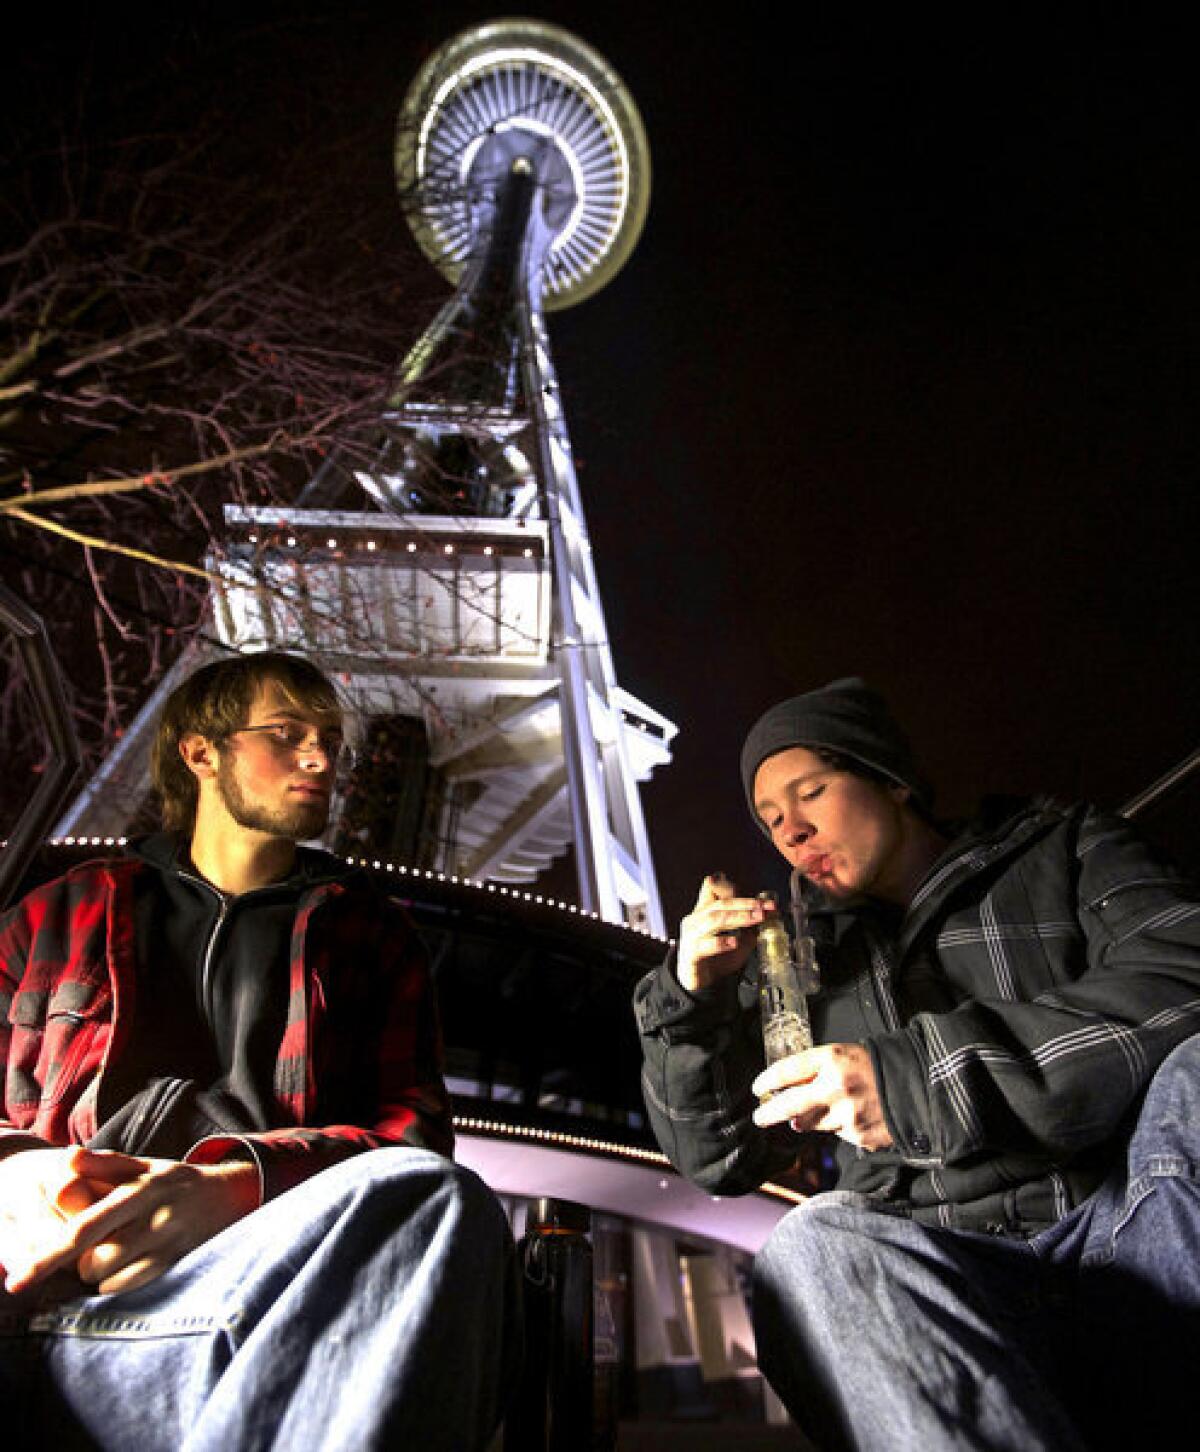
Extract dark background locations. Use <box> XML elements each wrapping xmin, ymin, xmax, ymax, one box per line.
<box><xmin>10</xmin><ymin>4</ymin><xmax>1199</xmax><ymax>925</ymax></box>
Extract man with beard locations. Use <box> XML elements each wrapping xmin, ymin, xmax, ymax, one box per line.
<box><xmin>0</xmin><ymin>652</ymin><xmax>518</xmax><ymax>1451</ymax></box>
<box><xmin>635</xmin><ymin>677</ymin><xmax>1200</xmax><ymax>1450</ymax></box>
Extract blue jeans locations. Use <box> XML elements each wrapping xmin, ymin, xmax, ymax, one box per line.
<box><xmin>753</xmin><ymin>1037</ymin><xmax>1200</xmax><ymax>1450</ymax></box>
<box><xmin>1</xmin><ymin>1149</ymin><xmax>520</xmax><ymax>1451</ymax></box>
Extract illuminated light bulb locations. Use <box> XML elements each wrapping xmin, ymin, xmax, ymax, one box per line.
<box><xmin>407</xmin><ymin>542</ymin><xmax>418</xmax><ymax>553</ymax></box>
<box><xmin>367</xmin><ymin>540</ymin><xmax>377</xmax><ymax>551</ymax></box>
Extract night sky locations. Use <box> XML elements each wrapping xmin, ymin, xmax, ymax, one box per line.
<box><xmin>11</xmin><ymin>5</ymin><xmax>1200</xmax><ymax>925</ymax></box>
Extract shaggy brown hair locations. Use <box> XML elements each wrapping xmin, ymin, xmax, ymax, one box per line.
<box><xmin>151</xmin><ymin>652</ymin><xmax>342</xmax><ymax>833</ymax></box>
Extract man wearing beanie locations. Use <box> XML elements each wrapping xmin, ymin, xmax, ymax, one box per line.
<box><xmin>634</xmin><ymin>678</ymin><xmax>1200</xmax><ymax>1450</ymax></box>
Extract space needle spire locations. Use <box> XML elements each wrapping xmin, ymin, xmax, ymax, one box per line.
<box><xmin>388</xmin><ymin>20</ymin><xmax>670</xmax><ymax>932</ymax></box>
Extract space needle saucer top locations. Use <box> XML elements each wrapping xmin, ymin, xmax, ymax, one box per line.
<box><xmin>395</xmin><ymin>18</ymin><xmax>651</xmax><ymax>312</ymax></box>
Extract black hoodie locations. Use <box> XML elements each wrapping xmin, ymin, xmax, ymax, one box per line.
<box><xmin>89</xmin><ymin>832</ymin><xmax>352</xmax><ymax>1159</ymax></box>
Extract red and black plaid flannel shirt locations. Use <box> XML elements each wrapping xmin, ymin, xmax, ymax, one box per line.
<box><xmin>0</xmin><ymin>857</ymin><xmax>453</xmax><ymax>1199</ymax></box>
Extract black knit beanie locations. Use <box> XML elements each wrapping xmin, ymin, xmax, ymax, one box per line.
<box><xmin>740</xmin><ymin>677</ymin><xmax>933</xmax><ymax>831</ymax></box>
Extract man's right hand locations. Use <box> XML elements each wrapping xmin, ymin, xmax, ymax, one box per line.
<box><xmin>0</xmin><ymin>1146</ymin><xmax>259</xmax><ymax>1297</ymax></box>
<box><xmin>677</xmin><ymin>874</ymin><xmax>773</xmax><ymax>992</ymax></box>
<box><xmin>0</xmin><ymin>1145</ymin><xmax>143</xmax><ymax>1294</ymax></box>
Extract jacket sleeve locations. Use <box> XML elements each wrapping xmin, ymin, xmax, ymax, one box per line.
<box><xmin>0</xmin><ymin>898</ymin><xmax>36</xmax><ymax>1152</ymax></box>
<box><xmin>0</xmin><ymin>877</ymin><xmax>105</xmax><ymax>1157</ymax></box>
<box><xmin>634</xmin><ymin>950</ymin><xmax>797</xmax><ymax>1194</ymax></box>
<box><xmin>871</xmin><ymin>807</ymin><xmax>1200</xmax><ymax>1168</ymax></box>
<box><xmin>188</xmin><ymin>896</ymin><xmax>454</xmax><ymax>1200</ymax></box>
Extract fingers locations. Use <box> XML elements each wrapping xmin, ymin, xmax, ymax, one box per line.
<box><xmin>63</xmin><ymin>1148</ymin><xmax>151</xmax><ymax>1182</ymax></box>
<box><xmin>52</xmin><ymin>1176</ymin><xmax>106</xmax><ymax>1218</ymax></box>
<box><xmin>753</xmin><ymin>1043</ymin><xmax>874</xmax><ymax>1107</ymax></box>
<box><xmin>678</xmin><ymin>880</ymin><xmax>776</xmax><ymax>991</ymax></box>
<box><xmin>693</xmin><ymin>872</ymin><xmax>736</xmax><ymax>909</ymax></box>
<box><xmin>76</xmin><ymin>1237</ymin><xmax>130</xmax><ymax>1288</ymax></box>
<box><xmin>49</xmin><ymin>1149</ymin><xmax>148</xmax><ymax>1216</ymax></box>
<box><xmin>686</xmin><ymin>880</ymin><xmax>775</xmax><ymax>949</ymax></box>
<box><xmin>77</xmin><ymin>1235</ymin><xmax>166</xmax><ymax>1295</ymax></box>
<box><xmin>693</xmin><ymin>873</ymin><xmax>774</xmax><ymax>921</ymax></box>
<box><xmin>63</xmin><ymin>1162</ymin><xmax>189</xmax><ymax>1252</ymax></box>
<box><xmin>0</xmin><ymin>1149</ymin><xmax>149</xmax><ymax>1293</ymax></box>
<box><xmin>752</xmin><ymin>1049</ymin><xmax>821</xmax><ymax>1105</ymax></box>
<box><xmin>751</xmin><ymin>1044</ymin><xmax>894</xmax><ymax>1150</ymax></box>
<box><xmin>6</xmin><ymin>1162</ymin><xmax>173</xmax><ymax>1291</ymax></box>
<box><xmin>95</xmin><ymin>1256</ymin><xmax>164</xmax><ymax>1297</ymax></box>
<box><xmin>72</xmin><ymin>1161</ymin><xmax>258</xmax><ymax>1294</ymax></box>
<box><xmin>72</xmin><ymin>1173</ymin><xmax>194</xmax><ymax>1291</ymax></box>
<box><xmin>2</xmin><ymin>1227</ymin><xmax>82</xmax><ymax>1294</ymax></box>
<box><xmin>753</xmin><ymin>1077</ymin><xmax>830</xmax><ymax>1134</ymax></box>
<box><xmin>3</xmin><ymin>1155</ymin><xmax>255</xmax><ymax>1296</ymax></box>
<box><xmin>687</xmin><ymin>906</ymin><xmax>760</xmax><ymax>957</ymax></box>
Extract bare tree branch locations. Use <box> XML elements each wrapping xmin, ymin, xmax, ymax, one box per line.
<box><xmin>5</xmin><ymin>507</ymin><xmax>224</xmax><ymax>581</ymax></box>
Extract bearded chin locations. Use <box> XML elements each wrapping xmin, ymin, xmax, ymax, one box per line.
<box><xmin>217</xmin><ymin>760</ymin><xmax>330</xmax><ymax>841</ymax></box>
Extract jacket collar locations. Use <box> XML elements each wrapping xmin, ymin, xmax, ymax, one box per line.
<box><xmin>128</xmin><ymin>831</ymin><xmax>357</xmax><ymax>894</ymax></box>
<box><xmin>797</xmin><ymin>795</ymin><xmax>1064</xmax><ymax>957</ymax></box>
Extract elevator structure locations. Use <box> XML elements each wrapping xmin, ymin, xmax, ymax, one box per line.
<box><xmin>54</xmin><ymin>19</ymin><xmax>674</xmax><ymax>934</ymax></box>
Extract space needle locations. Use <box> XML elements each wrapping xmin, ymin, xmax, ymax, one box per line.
<box><xmin>57</xmin><ymin>19</ymin><xmax>675</xmax><ymax>934</ymax></box>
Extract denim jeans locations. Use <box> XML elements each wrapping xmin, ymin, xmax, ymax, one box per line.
<box><xmin>753</xmin><ymin>1036</ymin><xmax>1200</xmax><ymax>1450</ymax></box>
<box><xmin>1</xmin><ymin>1148</ymin><xmax>520</xmax><ymax>1451</ymax></box>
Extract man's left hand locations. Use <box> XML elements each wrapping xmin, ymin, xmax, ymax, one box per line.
<box><xmin>752</xmin><ymin>1044</ymin><xmax>894</xmax><ymax>1151</ymax></box>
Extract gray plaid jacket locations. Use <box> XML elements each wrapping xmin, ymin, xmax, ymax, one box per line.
<box><xmin>634</xmin><ymin>798</ymin><xmax>1200</xmax><ymax>1233</ymax></box>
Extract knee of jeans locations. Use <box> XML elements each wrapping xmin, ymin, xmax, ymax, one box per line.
<box><xmin>756</xmin><ymin>1198</ymin><xmax>856</xmax><ymax>1297</ymax></box>
<box><xmin>752</xmin><ymin>1202</ymin><xmax>852</xmax><ymax>1374</ymax></box>
<box><xmin>1139</xmin><ymin>1033</ymin><xmax>1200</xmax><ymax>1138</ymax></box>
<box><xmin>432</xmin><ymin>1158</ymin><xmax>509</xmax><ymax>1234</ymax></box>
<box><xmin>1152</xmin><ymin>1032</ymin><xmax>1200</xmax><ymax>1087</ymax></box>
<box><xmin>346</xmin><ymin>1148</ymin><xmax>508</xmax><ymax>1236</ymax></box>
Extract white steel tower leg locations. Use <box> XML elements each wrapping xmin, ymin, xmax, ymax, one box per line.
<box><xmin>520</xmin><ymin>307</ymin><xmax>664</xmax><ymax>935</ymax></box>
<box><xmin>393</xmin><ymin>20</ymin><xmax>669</xmax><ymax>934</ymax></box>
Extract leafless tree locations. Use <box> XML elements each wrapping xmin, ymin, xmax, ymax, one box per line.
<box><xmin>0</xmin><ymin>53</ymin><xmax>474</xmax><ymax>834</ymax></box>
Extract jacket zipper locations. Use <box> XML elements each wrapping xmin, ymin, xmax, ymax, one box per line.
<box><xmin>180</xmin><ymin>870</ymin><xmax>230</xmax><ymax>1024</ymax></box>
